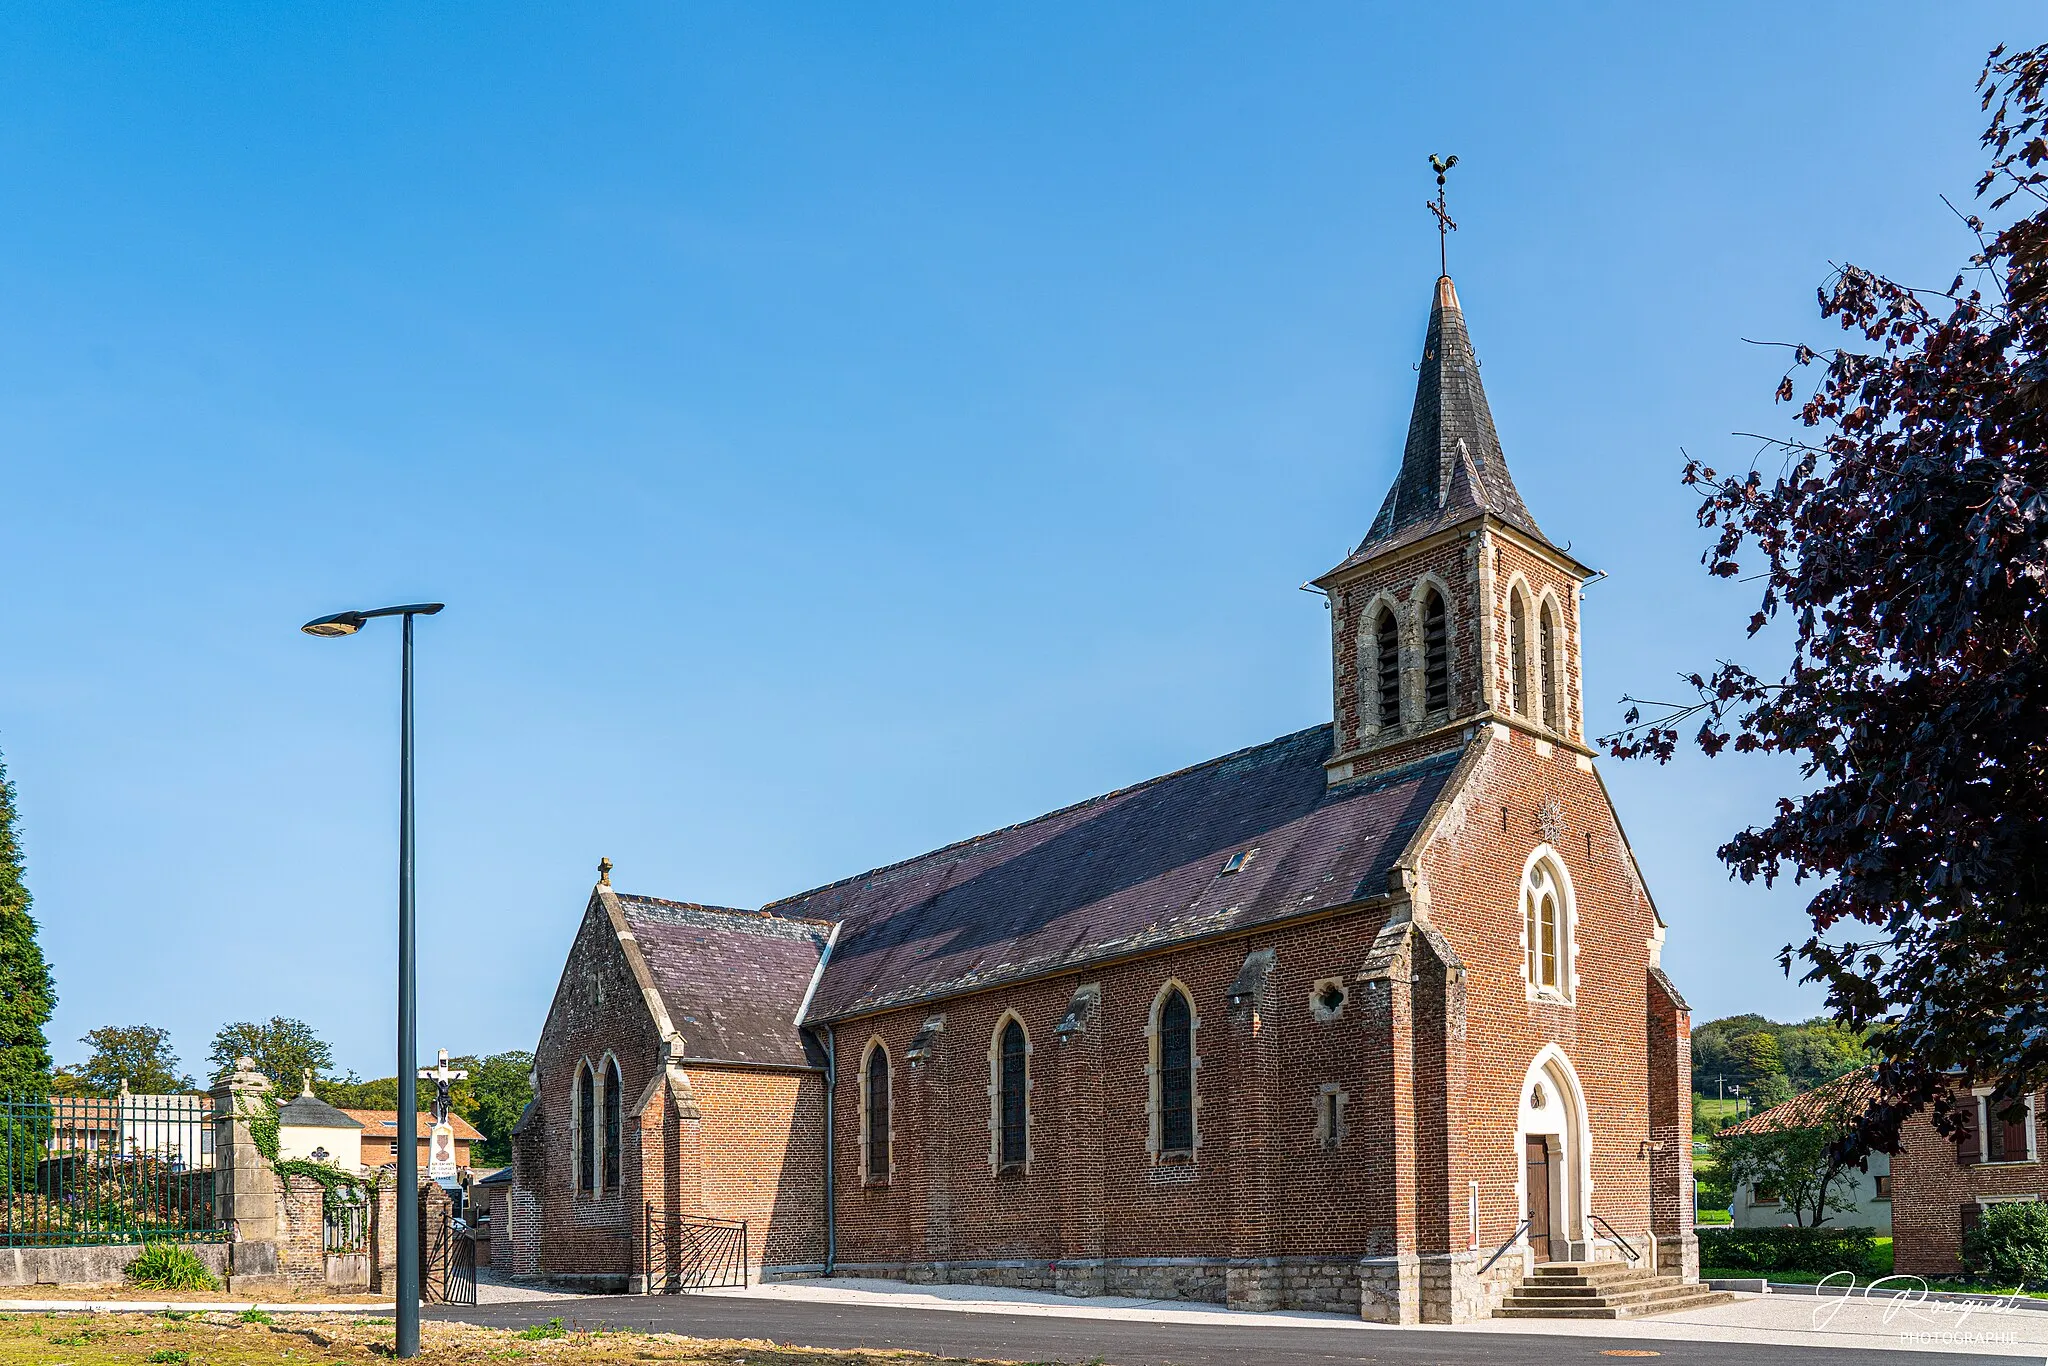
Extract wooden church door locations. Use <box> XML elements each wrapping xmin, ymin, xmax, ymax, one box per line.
<box><xmin>1525</xmin><ymin>1136</ymin><xmax>1553</xmax><ymax>1262</ymax></box>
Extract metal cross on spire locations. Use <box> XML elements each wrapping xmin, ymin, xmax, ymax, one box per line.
<box><xmin>1427</xmin><ymin>153</ymin><xmax>1459</xmax><ymax>276</ymax></box>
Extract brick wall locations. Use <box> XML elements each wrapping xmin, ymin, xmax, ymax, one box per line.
<box><xmin>526</xmin><ymin>896</ymin><xmax>665</xmax><ymax>1284</ymax></box>
<box><xmin>275</xmin><ymin>1175</ymin><xmax>327</xmax><ymax>1294</ymax></box>
<box><xmin>1893</xmin><ymin>1085</ymin><xmax>2048</xmax><ymax>1276</ymax></box>
<box><xmin>821</xmin><ymin>721</ymin><xmax>1684</xmax><ymax>1319</ymax></box>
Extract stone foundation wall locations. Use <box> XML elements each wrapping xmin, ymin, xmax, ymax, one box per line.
<box><xmin>0</xmin><ymin>1243</ymin><xmax>230</xmax><ymax>1289</ymax></box>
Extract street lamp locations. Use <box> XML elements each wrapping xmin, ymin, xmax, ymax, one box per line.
<box><xmin>302</xmin><ymin>602</ymin><xmax>443</xmax><ymax>1359</ymax></box>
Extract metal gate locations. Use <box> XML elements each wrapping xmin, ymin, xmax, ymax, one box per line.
<box><xmin>644</xmin><ymin>1204</ymin><xmax>749</xmax><ymax>1292</ymax></box>
<box><xmin>418</xmin><ymin>1202</ymin><xmax>477</xmax><ymax>1306</ymax></box>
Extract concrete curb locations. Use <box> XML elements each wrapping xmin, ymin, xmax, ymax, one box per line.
<box><xmin>1703</xmin><ymin>1279</ymin><xmax>2048</xmax><ymax>1313</ymax></box>
<box><xmin>0</xmin><ymin>1300</ymin><xmax>394</xmax><ymax>1315</ymax></box>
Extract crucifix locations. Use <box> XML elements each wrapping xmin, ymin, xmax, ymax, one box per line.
<box><xmin>417</xmin><ymin>1048</ymin><xmax>468</xmax><ymax>1126</ymax></box>
<box><xmin>1427</xmin><ymin>153</ymin><xmax>1459</xmax><ymax>276</ymax></box>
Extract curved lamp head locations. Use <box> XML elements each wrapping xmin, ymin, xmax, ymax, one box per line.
<box><xmin>301</xmin><ymin>603</ymin><xmax>444</xmax><ymax>638</ymax></box>
<box><xmin>302</xmin><ymin>611</ymin><xmax>367</xmax><ymax>637</ymax></box>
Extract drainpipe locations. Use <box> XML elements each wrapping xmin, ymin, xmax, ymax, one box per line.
<box><xmin>822</xmin><ymin>1024</ymin><xmax>837</xmax><ymax>1274</ymax></box>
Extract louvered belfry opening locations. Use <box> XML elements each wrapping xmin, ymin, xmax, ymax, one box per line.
<box><xmin>1375</xmin><ymin>609</ymin><xmax>1401</xmax><ymax>726</ymax></box>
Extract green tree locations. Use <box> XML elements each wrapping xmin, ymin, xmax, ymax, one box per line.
<box><xmin>313</xmin><ymin>1049</ymin><xmax>532</xmax><ymax>1165</ymax></box>
<box><xmin>68</xmin><ymin>1025</ymin><xmax>194</xmax><ymax>1096</ymax></box>
<box><xmin>208</xmin><ymin>1017</ymin><xmax>334</xmax><ymax>1090</ymax></box>
<box><xmin>467</xmin><ymin>1051</ymin><xmax>534</xmax><ymax>1166</ymax></box>
<box><xmin>0</xmin><ymin>747</ymin><xmax>55</xmax><ymax>1097</ymax></box>
<box><xmin>1714</xmin><ymin>1090</ymin><xmax>1868</xmax><ymax>1229</ymax></box>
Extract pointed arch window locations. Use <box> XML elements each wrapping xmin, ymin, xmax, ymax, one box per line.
<box><xmin>862</xmin><ymin>1044</ymin><xmax>891</xmax><ymax>1184</ymax></box>
<box><xmin>574</xmin><ymin>1061</ymin><xmax>595</xmax><ymax>1193</ymax></box>
<box><xmin>1508</xmin><ymin>589</ymin><xmax>1530</xmax><ymax>716</ymax></box>
<box><xmin>1524</xmin><ymin>858</ymin><xmax>1570</xmax><ymax>998</ymax></box>
<box><xmin>602</xmin><ymin>1056</ymin><xmax>623</xmax><ymax>1190</ymax></box>
<box><xmin>1540</xmin><ymin>600</ymin><xmax>1563</xmax><ymax>732</ymax></box>
<box><xmin>1155</xmin><ymin>987</ymin><xmax>1196</xmax><ymax>1157</ymax></box>
<box><xmin>1374</xmin><ymin>606</ymin><xmax>1401</xmax><ymax>728</ymax></box>
<box><xmin>1423</xmin><ymin>588</ymin><xmax>1449</xmax><ymax>714</ymax></box>
<box><xmin>996</xmin><ymin>1018</ymin><xmax>1028</xmax><ymax>1169</ymax></box>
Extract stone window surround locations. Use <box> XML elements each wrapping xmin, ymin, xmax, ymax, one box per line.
<box><xmin>1517</xmin><ymin>845</ymin><xmax>1579</xmax><ymax>1004</ymax></box>
<box><xmin>1145</xmin><ymin>980</ymin><xmax>1202</xmax><ymax>1163</ymax></box>
<box><xmin>1310</xmin><ymin>976</ymin><xmax>1349</xmax><ymax>1022</ymax></box>
<box><xmin>570</xmin><ymin>1058</ymin><xmax>595</xmax><ymax>1198</ymax></box>
<box><xmin>1498</xmin><ymin>571</ymin><xmax>1573</xmax><ymax>738</ymax></box>
<box><xmin>1968</xmin><ymin>1087</ymin><xmax>2040</xmax><ymax>1164</ymax></box>
<box><xmin>986</xmin><ymin>1011</ymin><xmax>1034</xmax><ymax>1175</ymax></box>
<box><xmin>1349</xmin><ymin>574</ymin><xmax>1457</xmax><ymax>750</ymax></box>
<box><xmin>859</xmin><ymin>1038</ymin><xmax>894</xmax><ymax>1188</ymax></box>
<box><xmin>599</xmin><ymin>1052</ymin><xmax>623</xmax><ymax>1193</ymax></box>
<box><xmin>1314</xmin><ymin>1083</ymin><xmax>1349</xmax><ymax>1150</ymax></box>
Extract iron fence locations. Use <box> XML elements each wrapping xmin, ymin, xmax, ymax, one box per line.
<box><xmin>643</xmin><ymin>1204</ymin><xmax>749</xmax><ymax>1291</ymax></box>
<box><xmin>324</xmin><ymin>1187</ymin><xmax>369</xmax><ymax>1254</ymax></box>
<box><xmin>0</xmin><ymin>1092</ymin><xmax>222</xmax><ymax>1246</ymax></box>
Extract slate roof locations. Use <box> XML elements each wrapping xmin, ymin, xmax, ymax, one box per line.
<box><xmin>616</xmin><ymin>895</ymin><xmax>832</xmax><ymax>1069</ymax></box>
<box><xmin>277</xmin><ymin>1093</ymin><xmax>361</xmax><ymax>1130</ymax></box>
<box><xmin>1322</xmin><ymin>275</ymin><xmax>1558</xmax><ymax>578</ymax></box>
<box><xmin>777</xmin><ymin>725</ymin><xmax>1460</xmax><ymax>1023</ymax></box>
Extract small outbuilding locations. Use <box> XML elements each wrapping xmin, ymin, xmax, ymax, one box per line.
<box><xmin>277</xmin><ymin>1075</ymin><xmax>364</xmax><ymax>1169</ymax></box>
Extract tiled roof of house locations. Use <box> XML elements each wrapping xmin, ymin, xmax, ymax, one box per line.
<box><xmin>1321</xmin><ymin>275</ymin><xmax>1562</xmax><ymax>578</ymax></box>
<box><xmin>777</xmin><ymin>724</ymin><xmax>1459</xmax><ymax>1022</ymax></box>
<box><xmin>340</xmin><ymin>1108</ymin><xmax>484</xmax><ymax>1142</ymax></box>
<box><xmin>1721</xmin><ymin>1067</ymin><xmax>1880</xmax><ymax>1137</ymax></box>
<box><xmin>617</xmin><ymin>895</ymin><xmax>832</xmax><ymax>1069</ymax></box>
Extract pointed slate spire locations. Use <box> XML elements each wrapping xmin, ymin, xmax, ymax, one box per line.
<box><xmin>1332</xmin><ymin>276</ymin><xmax>1552</xmax><ymax>572</ymax></box>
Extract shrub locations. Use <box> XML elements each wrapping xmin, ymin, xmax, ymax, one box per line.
<box><xmin>1697</xmin><ymin>1224</ymin><xmax>1880</xmax><ymax>1275</ymax></box>
<box><xmin>517</xmin><ymin>1317</ymin><xmax>570</xmax><ymax>1341</ymax></box>
<box><xmin>1963</xmin><ymin>1201</ymin><xmax>2048</xmax><ymax>1287</ymax></box>
<box><xmin>124</xmin><ymin>1243</ymin><xmax>219</xmax><ymax>1293</ymax></box>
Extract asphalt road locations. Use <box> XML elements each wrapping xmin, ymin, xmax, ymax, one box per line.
<box><xmin>428</xmin><ymin>1294</ymin><xmax>2027</xmax><ymax>1366</ymax></box>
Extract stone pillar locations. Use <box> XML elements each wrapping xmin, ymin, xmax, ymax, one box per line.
<box><xmin>1356</xmin><ymin>919</ymin><xmax>1420</xmax><ymax>1324</ymax></box>
<box><xmin>211</xmin><ymin>1056</ymin><xmax>287</xmax><ymax>1292</ymax></box>
<box><xmin>1648</xmin><ymin>967</ymin><xmax>1698</xmax><ymax>1282</ymax></box>
<box><xmin>1053</xmin><ymin>984</ymin><xmax>1106</xmax><ymax>1298</ymax></box>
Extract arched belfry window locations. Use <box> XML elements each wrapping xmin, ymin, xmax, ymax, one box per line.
<box><xmin>1374</xmin><ymin>606</ymin><xmax>1401</xmax><ymax>728</ymax></box>
<box><xmin>1524</xmin><ymin>857</ymin><xmax>1570</xmax><ymax>998</ymax></box>
<box><xmin>1540</xmin><ymin>599</ymin><xmax>1563</xmax><ymax>732</ymax></box>
<box><xmin>1508</xmin><ymin>588</ymin><xmax>1530</xmax><ymax>716</ymax></box>
<box><xmin>1423</xmin><ymin>588</ymin><xmax>1449</xmax><ymax>714</ymax></box>
<box><xmin>995</xmin><ymin>1018</ymin><xmax>1028</xmax><ymax>1170</ymax></box>
<box><xmin>862</xmin><ymin>1043</ymin><xmax>891</xmax><ymax>1184</ymax></box>
<box><xmin>1153</xmin><ymin>986</ymin><xmax>1197</xmax><ymax>1157</ymax></box>
<box><xmin>602</xmin><ymin>1056</ymin><xmax>623</xmax><ymax>1191</ymax></box>
<box><xmin>574</xmin><ymin>1061</ymin><xmax>595</xmax><ymax>1193</ymax></box>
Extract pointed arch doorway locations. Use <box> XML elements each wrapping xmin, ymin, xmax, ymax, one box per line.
<box><xmin>1517</xmin><ymin>1046</ymin><xmax>1590</xmax><ymax>1264</ymax></box>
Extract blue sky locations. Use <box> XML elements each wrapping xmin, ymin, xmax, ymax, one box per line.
<box><xmin>0</xmin><ymin>4</ymin><xmax>2026</xmax><ymax>1081</ymax></box>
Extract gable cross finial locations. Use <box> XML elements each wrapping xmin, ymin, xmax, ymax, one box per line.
<box><xmin>1427</xmin><ymin>153</ymin><xmax>1459</xmax><ymax>277</ymax></box>
<box><xmin>598</xmin><ymin>856</ymin><xmax>613</xmax><ymax>888</ymax></box>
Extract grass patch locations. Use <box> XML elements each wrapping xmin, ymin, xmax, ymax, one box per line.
<box><xmin>124</xmin><ymin>1244</ymin><xmax>219</xmax><ymax>1294</ymax></box>
<box><xmin>0</xmin><ymin>1311</ymin><xmax>1002</xmax><ymax>1364</ymax></box>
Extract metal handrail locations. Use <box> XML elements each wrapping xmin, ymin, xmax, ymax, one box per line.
<box><xmin>1479</xmin><ymin>1217</ymin><xmax>1532</xmax><ymax>1275</ymax></box>
<box><xmin>1589</xmin><ymin>1214</ymin><xmax>1641</xmax><ymax>1263</ymax></box>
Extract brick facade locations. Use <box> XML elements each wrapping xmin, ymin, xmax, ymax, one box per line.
<box><xmin>513</xmin><ymin>270</ymin><xmax>1696</xmax><ymax>1322</ymax></box>
<box><xmin>1892</xmin><ymin>1084</ymin><xmax>2048</xmax><ymax>1277</ymax></box>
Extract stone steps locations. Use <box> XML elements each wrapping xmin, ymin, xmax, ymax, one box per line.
<box><xmin>1494</xmin><ymin>1263</ymin><xmax>1741</xmax><ymax>1320</ymax></box>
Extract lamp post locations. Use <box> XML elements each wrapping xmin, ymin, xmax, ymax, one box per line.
<box><xmin>302</xmin><ymin>602</ymin><xmax>443</xmax><ymax>1359</ymax></box>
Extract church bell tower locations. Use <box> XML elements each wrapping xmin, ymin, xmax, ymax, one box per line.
<box><xmin>1313</xmin><ymin>272</ymin><xmax>1594</xmax><ymax>785</ymax></box>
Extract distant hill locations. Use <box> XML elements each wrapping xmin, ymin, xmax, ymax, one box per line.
<box><xmin>1692</xmin><ymin>1014</ymin><xmax>1876</xmax><ymax>1106</ymax></box>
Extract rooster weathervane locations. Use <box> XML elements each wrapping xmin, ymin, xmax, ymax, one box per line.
<box><xmin>1428</xmin><ymin>153</ymin><xmax>1459</xmax><ymax>276</ymax></box>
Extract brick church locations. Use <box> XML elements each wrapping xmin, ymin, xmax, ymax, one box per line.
<box><xmin>508</xmin><ymin>271</ymin><xmax>1698</xmax><ymax>1323</ymax></box>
